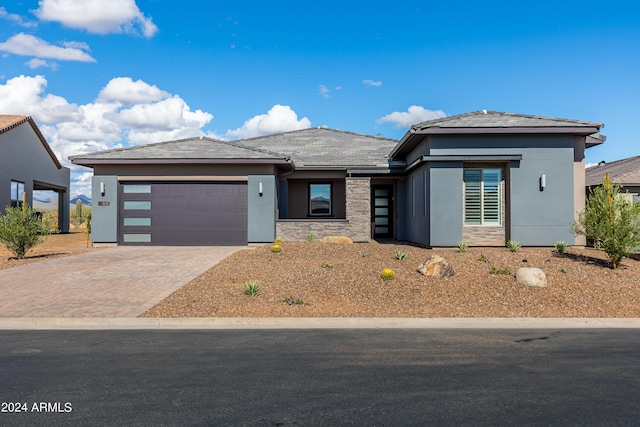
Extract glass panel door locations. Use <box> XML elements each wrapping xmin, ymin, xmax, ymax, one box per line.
<box><xmin>372</xmin><ymin>185</ymin><xmax>393</xmax><ymax>238</ymax></box>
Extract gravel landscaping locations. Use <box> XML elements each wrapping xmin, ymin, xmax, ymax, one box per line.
<box><xmin>142</xmin><ymin>241</ymin><xmax>640</xmax><ymax>318</ymax></box>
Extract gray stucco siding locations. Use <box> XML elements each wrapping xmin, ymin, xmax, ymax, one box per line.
<box><xmin>0</xmin><ymin>122</ymin><xmax>70</xmax><ymax>231</ymax></box>
<box><xmin>91</xmin><ymin>175</ymin><xmax>119</xmax><ymax>243</ymax></box>
<box><xmin>428</xmin><ymin>134</ymin><xmax>575</xmax><ymax>155</ymax></box>
<box><xmin>429</xmin><ymin>162</ymin><xmax>463</xmax><ymax>246</ymax></box>
<box><xmin>508</xmin><ymin>149</ymin><xmax>576</xmax><ymax>245</ymax></box>
<box><xmin>248</xmin><ymin>175</ymin><xmax>276</xmax><ymax>242</ymax></box>
<box><xmin>401</xmin><ymin>135</ymin><xmax>579</xmax><ymax>246</ymax></box>
<box><xmin>402</xmin><ymin>165</ymin><xmax>429</xmax><ymax>245</ymax></box>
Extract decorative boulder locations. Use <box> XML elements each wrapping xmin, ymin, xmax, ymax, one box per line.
<box><xmin>321</xmin><ymin>236</ymin><xmax>353</xmax><ymax>244</ymax></box>
<box><xmin>417</xmin><ymin>254</ymin><xmax>455</xmax><ymax>278</ymax></box>
<box><xmin>516</xmin><ymin>267</ymin><xmax>546</xmax><ymax>287</ymax></box>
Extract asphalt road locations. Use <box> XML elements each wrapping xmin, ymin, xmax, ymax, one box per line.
<box><xmin>1</xmin><ymin>329</ymin><xmax>639</xmax><ymax>426</ymax></box>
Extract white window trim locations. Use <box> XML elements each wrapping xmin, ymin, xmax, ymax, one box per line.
<box><xmin>463</xmin><ymin>168</ymin><xmax>502</xmax><ymax>226</ymax></box>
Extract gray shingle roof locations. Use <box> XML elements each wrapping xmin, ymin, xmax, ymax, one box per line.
<box><xmin>586</xmin><ymin>156</ymin><xmax>640</xmax><ymax>186</ymax></box>
<box><xmin>70</xmin><ymin>136</ymin><xmax>290</xmax><ymax>163</ymax></box>
<box><xmin>234</xmin><ymin>128</ymin><xmax>398</xmax><ymax>168</ymax></box>
<box><xmin>70</xmin><ymin>128</ymin><xmax>398</xmax><ymax>169</ymax></box>
<box><xmin>411</xmin><ymin>110</ymin><xmax>604</xmax><ymax>130</ymax></box>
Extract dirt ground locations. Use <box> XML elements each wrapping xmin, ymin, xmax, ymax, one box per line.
<box><xmin>0</xmin><ymin>229</ymin><xmax>93</xmax><ymax>270</ymax></box>
<box><xmin>143</xmin><ymin>241</ymin><xmax>640</xmax><ymax>318</ymax></box>
<box><xmin>4</xmin><ymin>233</ymin><xmax>639</xmax><ymax>318</ymax></box>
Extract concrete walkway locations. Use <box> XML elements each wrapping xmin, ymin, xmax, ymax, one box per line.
<box><xmin>0</xmin><ymin>246</ymin><xmax>246</xmax><ymax>318</ymax></box>
<box><xmin>1</xmin><ymin>317</ymin><xmax>640</xmax><ymax>330</ymax></box>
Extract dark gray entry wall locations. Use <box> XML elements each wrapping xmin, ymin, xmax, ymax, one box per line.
<box><xmin>119</xmin><ymin>182</ymin><xmax>248</xmax><ymax>246</ymax></box>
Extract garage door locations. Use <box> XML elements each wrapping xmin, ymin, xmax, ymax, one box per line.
<box><xmin>119</xmin><ymin>182</ymin><xmax>247</xmax><ymax>245</ymax></box>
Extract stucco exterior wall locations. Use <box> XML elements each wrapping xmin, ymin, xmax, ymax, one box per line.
<box><xmin>0</xmin><ymin>121</ymin><xmax>70</xmax><ymax>232</ymax></box>
<box><xmin>248</xmin><ymin>175</ymin><xmax>276</xmax><ymax>242</ymax></box>
<box><xmin>91</xmin><ymin>175</ymin><xmax>118</xmax><ymax>243</ymax></box>
<box><xmin>277</xmin><ymin>177</ymin><xmax>370</xmax><ymax>241</ymax></box>
<box><xmin>402</xmin><ymin>164</ymin><xmax>430</xmax><ymax>246</ymax></box>
<box><xmin>413</xmin><ymin>134</ymin><xmax>578</xmax><ymax>246</ymax></box>
<box><xmin>429</xmin><ymin>162</ymin><xmax>463</xmax><ymax>246</ymax></box>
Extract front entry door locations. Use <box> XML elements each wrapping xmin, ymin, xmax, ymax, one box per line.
<box><xmin>372</xmin><ymin>185</ymin><xmax>393</xmax><ymax>238</ymax></box>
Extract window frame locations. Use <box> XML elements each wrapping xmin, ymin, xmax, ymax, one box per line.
<box><xmin>10</xmin><ymin>180</ymin><xmax>25</xmax><ymax>208</ymax></box>
<box><xmin>463</xmin><ymin>168</ymin><xmax>502</xmax><ymax>226</ymax></box>
<box><xmin>308</xmin><ymin>182</ymin><xmax>332</xmax><ymax>216</ymax></box>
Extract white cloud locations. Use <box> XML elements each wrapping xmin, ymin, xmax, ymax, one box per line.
<box><xmin>26</xmin><ymin>58</ymin><xmax>53</xmax><ymax>69</ymax></box>
<box><xmin>363</xmin><ymin>79</ymin><xmax>382</xmax><ymax>87</ymax></box>
<box><xmin>0</xmin><ymin>33</ymin><xmax>95</xmax><ymax>62</ymax></box>
<box><xmin>35</xmin><ymin>0</ymin><xmax>158</xmax><ymax>38</ymax></box>
<box><xmin>0</xmin><ymin>7</ymin><xmax>37</xmax><ymax>28</ymax></box>
<box><xmin>318</xmin><ymin>85</ymin><xmax>331</xmax><ymax>99</ymax></box>
<box><xmin>0</xmin><ymin>75</ymin><xmax>215</xmax><ymax>173</ymax></box>
<box><xmin>0</xmin><ymin>75</ymin><xmax>82</xmax><ymax>123</ymax></box>
<box><xmin>99</xmin><ymin>77</ymin><xmax>170</xmax><ymax>104</ymax></box>
<box><xmin>226</xmin><ymin>105</ymin><xmax>311</xmax><ymax>139</ymax></box>
<box><xmin>69</xmin><ymin>171</ymin><xmax>93</xmax><ymax>197</ymax></box>
<box><xmin>378</xmin><ymin>105</ymin><xmax>447</xmax><ymax>128</ymax></box>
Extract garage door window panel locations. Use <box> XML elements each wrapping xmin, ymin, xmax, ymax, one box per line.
<box><xmin>124</xmin><ymin>201</ymin><xmax>151</xmax><ymax>210</ymax></box>
<box><xmin>123</xmin><ymin>217</ymin><xmax>151</xmax><ymax>226</ymax></box>
<box><xmin>123</xmin><ymin>184</ymin><xmax>151</xmax><ymax>194</ymax></box>
<box><xmin>123</xmin><ymin>234</ymin><xmax>151</xmax><ymax>243</ymax></box>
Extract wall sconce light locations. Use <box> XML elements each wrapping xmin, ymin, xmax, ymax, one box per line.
<box><xmin>259</xmin><ymin>181</ymin><xmax>263</xmax><ymax>197</ymax></box>
<box><xmin>540</xmin><ymin>174</ymin><xmax>546</xmax><ymax>190</ymax></box>
<box><xmin>100</xmin><ymin>181</ymin><xmax>106</xmax><ymax>197</ymax></box>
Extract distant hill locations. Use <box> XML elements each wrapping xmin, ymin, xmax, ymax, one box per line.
<box><xmin>70</xmin><ymin>195</ymin><xmax>92</xmax><ymax>206</ymax></box>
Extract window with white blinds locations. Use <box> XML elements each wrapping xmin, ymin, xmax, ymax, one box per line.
<box><xmin>464</xmin><ymin>169</ymin><xmax>501</xmax><ymax>226</ymax></box>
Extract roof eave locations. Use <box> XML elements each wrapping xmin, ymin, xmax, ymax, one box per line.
<box><xmin>69</xmin><ymin>158</ymin><xmax>291</xmax><ymax>167</ymax></box>
<box><xmin>413</xmin><ymin>126</ymin><xmax>602</xmax><ymax>135</ymax></box>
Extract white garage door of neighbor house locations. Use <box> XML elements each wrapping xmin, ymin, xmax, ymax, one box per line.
<box><xmin>119</xmin><ymin>182</ymin><xmax>248</xmax><ymax>246</ymax></box>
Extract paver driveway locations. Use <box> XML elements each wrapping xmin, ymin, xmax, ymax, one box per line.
<box><xmin>0</xmin><ymin>246</ymin><xmax>246</xmax><ymax>318</ymax></box>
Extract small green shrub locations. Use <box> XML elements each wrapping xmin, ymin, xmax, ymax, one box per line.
<box><xmin>244</xmin><ymin>280</ymin><xmax>260</xmax><ymax>296</ymax></box>
<box><xmin>560</xmin><ymin>268</ymin><xmax>568</xmax><ymax>274</ymax></box>
<box><xmin>362</xmin><ymin>252</ymin><xmax>370</xmax><ymax>257</ymax></box>
<box><xmin>394</xmin><ymin>249</ymin><xmax>408</xmax><ymax>260</ymax></box>
<box><xmin>457</xmin><ymin>241</ymin><xmax>468</xmax><ymax>253</ymax></box>
<box><xmin>380</xmin><ymin>268</ymin><xmax>395</xmax><ymax>280</ymax></box>
<box><xmin>0</xmin><ymin>206</ymin><xmax>52</xmax><ymax>259</ymax></box>
<box><xmin>571</xmin><ymin>176</ymin><xmax>640</xmax><ymax>269</ymax></box>
<box><xmin>283</xmin><ymin>296</ymin><xmax>307</xmax><ymax>306</ymax></box>
<box><xmin>477</xmin><ymin>254</ymin><xmax>487</xmax><ymax>262</ymax></box>
<box><xmin>489</xmin><ymin>266</ymin><xmax>511</xmax><ymax>275</ymax></box>
<box><xmin>320</xmin><ymin>261</ymin><xmax>334</xmax><ymax>268</ymax></box>
<box><xmin>306</xmin><ymin>233</ymin><xmax>315</xmax><ymax>242</ymax></box>
<box><xmin>271</xmin><ymin>244</ymin><xmax>282</xmax><ymax>253</ymax></box>
<box><xmin>506</xmin><ymin>240</ymin><xmax>521</xmax><ymax>252</ymax></box>
<box><xmin>554</xmin><ymin>241</ymin><xmax>569</xmax><ymax>253</ymax></box>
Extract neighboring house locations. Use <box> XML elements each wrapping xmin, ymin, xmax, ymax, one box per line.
<box><xmin>585</xmin><ymin>156</ymin><xmax>640</xmax><ymax>203</ymax></box>
<box><xmin>0</xmin><ymin>115</ymin><xmax>70</xmax><ymax>232</ymax></box>
<box><xmin>69</xmin><ymin>110</ymin><xmax>603</xmax><ymax>247</ymax></box>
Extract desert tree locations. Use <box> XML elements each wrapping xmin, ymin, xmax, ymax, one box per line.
<box><xmin>571</xmin><ymin>174</ymin><xmax>640</xmax><ymax>269</ymax></box>
<box><xmin>0</xmin><ymin>206</ymin><xmax>52</xmax><ymax>259</ymax></box>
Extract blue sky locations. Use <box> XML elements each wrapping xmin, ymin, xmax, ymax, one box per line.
<box><xmin>1</xmin><ymin>0</ymin><xmax>638</xmax><ymax>196</ymax></box>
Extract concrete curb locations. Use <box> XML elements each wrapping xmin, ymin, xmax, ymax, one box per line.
<box><xmin>1</xmin><ymin>317</ymin><xmax>640</xmax><ymax>330</ymax></box>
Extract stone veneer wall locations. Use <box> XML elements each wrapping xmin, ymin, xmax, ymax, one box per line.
<box><xmin>276</xmin><ymin>177</ymin><xmax>371</xmax><ymax>242</ymax></box>
<box><xmin>462</xmin><ymin>226</ymin><xmax>505</xmax><ymax>246</ymax></box>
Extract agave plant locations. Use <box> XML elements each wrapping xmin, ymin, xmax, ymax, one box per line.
<box><xmin>506</xmin><ymin>240</ymin><xmax>521</xmax><ymax>252</ymax></box>
<box><xmin>394</xmin><ymin>249</ymin><xmax>408</xmax><ymax>260</ymax></box>
<box><xmin>244</xmin><ymin>280</ymin><xmax>260</xmax><ymax>296</ymax></box>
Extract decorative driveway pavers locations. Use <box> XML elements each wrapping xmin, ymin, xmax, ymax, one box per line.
<box><xmin>0</xmin><ymin>246</ymin><xmax>246</xmax><ymax>318</ymax></box>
